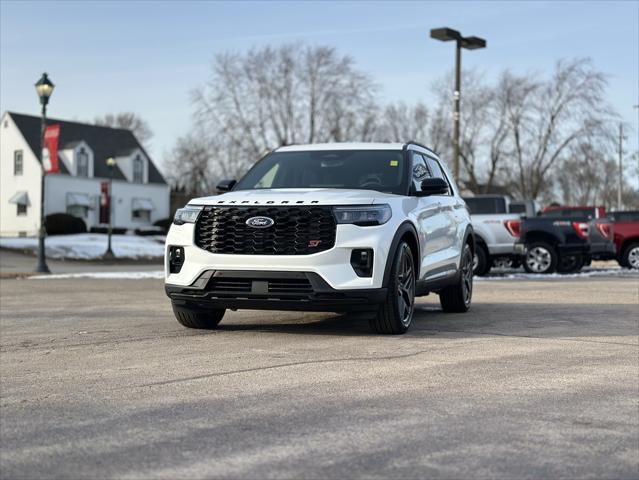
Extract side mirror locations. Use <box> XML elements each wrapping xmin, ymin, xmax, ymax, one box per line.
<box><xmin>418</xmin><ymin>177</ymin><xmax>449</xmax><ymax>196</ymax></box>
<box><xmin>216</xmin><ymin>179</ymin><xmax>237</xmax><ymax>193</ymax></box>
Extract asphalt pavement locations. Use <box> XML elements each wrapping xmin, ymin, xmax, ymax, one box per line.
<box><xmin>0</xmin><ymin>274</ymin><xmax>638</xmax><ymax>479</ymax></box>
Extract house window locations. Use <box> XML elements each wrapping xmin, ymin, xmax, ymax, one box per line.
<box><xmin>17</xmin><ymin>204</ymin><xmax>27</xmax><ymax>216</ymax></box>
<box><xmin>133</xmin><ymin>155</ymin><xmax>144</xmax><ymax>183</ymax></box>
<box><xmin>132</xmin><ymin>209</ymin><xmax>151</xmax><ymax>222</ymax></box>
<box><xmin>14</xmin><ymin>150</ymin><xmax>23</xmax><ymax>175</ymax></box>
<box><xmin>67</xmin><ymin>205</ymin><xmax>89</xmax><ymax>218</ymax></box>
<box><xmin>77</xmin><ymin>148</ymin><xmax>89</xmax><ymax>177</ymax></box>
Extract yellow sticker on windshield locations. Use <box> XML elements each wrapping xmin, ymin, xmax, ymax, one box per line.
<box><xmin>390</xmin><ymin>160</ymin><xmax>399</xmax><ymax>167</ymax></box>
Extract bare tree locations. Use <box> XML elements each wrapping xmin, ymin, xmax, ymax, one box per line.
<box><xmin>192</xmin><ymin>44</ymin><xmax>378</xmax><ymax>166</ymax></box>
<box><xmin>375</xmin><ymin>102</ymin><xmax>429</xmax><ymax>142</ymax></box>
<box><xmin>94</xmin><ymin>112</ymin><xmax>154</xmax><ymax>146</ymax></box>
<box><xmin>501</xmin><ymin>59</ymin><xmax>613</xmax><ymax>199</ymax></box>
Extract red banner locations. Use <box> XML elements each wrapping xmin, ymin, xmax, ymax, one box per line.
<box><xmin>42</xmin><ymin>124</ymin><xmax>60</xmax><ymax>174</ymax></box>
<box><xmin>100</xmin><ymin>181</ymin><xmax>109</xmax><ymax>207</ymax></box>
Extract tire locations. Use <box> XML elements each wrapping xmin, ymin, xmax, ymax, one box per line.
<box><xmin>523</xmin><ymin>242</ymin><xmax>558</xmax><ymax>274</ymax></box>
<box><xmin>172</xmin><ymin>303</ymin><xmax>225</xmax><ymax>329</ymax></box>
<box><xmin>439</xmin><ymin>243</ymin><xmax>473</xmax><ymax>313</ymax></box>
<box><xmin>473</xmin><ymin>244</ymin><xmax>491</xmax><ymax>277</ymax></box>
<box><xmin>557</xmin><ymin>255</ymin><xmax>584</xmax><ymax>274</ymax></box>
<box><xmin>621</xmin><ymin>242</ymin><xmax>639</xmax><ymax>269</ymax></box>
<box><xmin>369</xmin><ymin>242</ymin><xmax>415</xmax><ymax>334</ymax></box>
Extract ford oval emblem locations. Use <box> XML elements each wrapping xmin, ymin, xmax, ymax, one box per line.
<box><xmin>246</xmin><ymin>216</ymin><xmax>275</xmax><ymax>228</ymax></box>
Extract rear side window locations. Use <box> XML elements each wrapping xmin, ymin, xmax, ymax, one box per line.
<box><xmin>509</xmin><ymin>203</ymin><xmax>526</xmax><ymax>214</ymax></box>
<box><xmin>463</xmin><ymin>197</ymin><xmax>507</xmax><ymax>215</ymax></box>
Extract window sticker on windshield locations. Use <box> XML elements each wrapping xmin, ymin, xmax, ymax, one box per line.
<box><xmin>389</xmin><ymin>160</ymin><xmax>399</xmax><ymax>167</ymax></box>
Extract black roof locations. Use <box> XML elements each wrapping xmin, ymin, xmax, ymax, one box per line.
<box><xmin>8</xmin><ymin>112</ymin><xmax>166</xmax><ymax>185</ymax></box>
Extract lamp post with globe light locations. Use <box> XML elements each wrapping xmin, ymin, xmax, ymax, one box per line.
<box><xmin>34</xmin><ymin>73</ymin><xmax>55</xmax><ymax>274</ymax></box>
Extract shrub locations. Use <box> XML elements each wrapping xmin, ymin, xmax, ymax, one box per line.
<box><xmin>45</xmin><ymin>213</ymin><xmax>87</xmax><ymax>236</ymax></box>
<box><xmin>153</xmin><ymin>218</ymin><xmax>172</xmax><ymax>234</ymax></box>
<box><xmin>134</xmin><ymin>226</ymin><xmax>165</xmax><ymax>236</ymax></box>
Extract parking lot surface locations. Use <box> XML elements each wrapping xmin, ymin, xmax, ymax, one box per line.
<box><xmin>1</xmin><ymin>275</ymin><xmax>638</xmax><ymax>479</ymax></box>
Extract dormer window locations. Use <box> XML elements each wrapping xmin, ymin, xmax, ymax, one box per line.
<box><xmin>133</xmin><ymin>154</ymin><xmax>143</xmax><ymax>183</ymax></box>
<box><xmin>77</xmin><ymin>148</ymin><xmax>89</xmax><ymax>177</ymax></box>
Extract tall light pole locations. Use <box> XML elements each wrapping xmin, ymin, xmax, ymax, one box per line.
<box><xmin>34</xmin><ymin>73</ymin><xmax>55</xmax><ymax>274</ymax></box>
<box><xmin>104</xmin><ymin>157</ymin><xmax>116</xmax><ymax>259</ymax></box>
<box><xmin>430</xmin><ymin>28</ymin><xmax>486</xmax><ymax>179</ymax></box>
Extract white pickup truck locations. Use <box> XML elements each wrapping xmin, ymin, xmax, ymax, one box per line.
<box><xmin>463</xmin><ymin>195</ymin><xmax>533</xmax><ymax>276</ymax></box>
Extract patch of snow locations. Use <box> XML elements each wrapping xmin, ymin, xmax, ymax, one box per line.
<box><xmin>477</xmin><ymin>267</ymin><xmax>639</xmax><ymax>281</ymax></box>
<box><xmin>0</xmin><ymin>234</ymin><xmax>164</xmax><ymax>260</ymax></box>
<box><xmin>31</xmin><ymin>271</ymin><xmax>165</xmax><ymax>280</ymax></box>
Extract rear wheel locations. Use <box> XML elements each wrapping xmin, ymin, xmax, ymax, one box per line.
<box><xmin>439</xmin><ymin>244</ymin><xmax>473</xmax><ymax>313</ymax></box>
<box><xmin>172</xmin><ymin>303</ymin><xmax>225</xmax><ymax>329</ymax></box>
<box><xmin>370</xmin><ymin>242</ymin><xmax>415</xmax><ymax>334</ymax></box>
<box><xmin>523</xmin><ymin>242</ymin><xmax>558</xmax><ymax>274</ymax></box>
<box><xmin>621</xmin><ymin>242</ymin><xmax>639</xmax><ymax>269</ymax></box>
<box><xmin>557</xmin><ymin>255</ymin><xmax>584</xmax><ymax>274</ymax></box>
<box><xmin>473</xmin><ymin>244</ymin><xmax>491</xmax><ymax>276</ymax></box>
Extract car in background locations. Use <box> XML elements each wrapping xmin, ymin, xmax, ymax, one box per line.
<box><xmin>609</xmin><ymin>211</ymin><xmax>639</xmax><ymax>269</ymax></box>
<box><xmin>516</xmin><ymin>205</ymin><xmax>609</xmax><ymax>274</ymax></box>
<box><xmin>463</xmin><ymin>195</ymin><xmax>522</xmax><ymax>276</ymax></box>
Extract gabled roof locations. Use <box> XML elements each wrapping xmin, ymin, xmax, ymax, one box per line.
<box><xmin>7</xmin><ymin>112</ymin><xmax>167</xmax><ymax>185</ymax></box>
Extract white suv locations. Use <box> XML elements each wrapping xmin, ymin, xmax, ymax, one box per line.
<box><xmin>165</xmin><ymin>142</ymin><xmax>474</xmax><ymax>334</ymax></box>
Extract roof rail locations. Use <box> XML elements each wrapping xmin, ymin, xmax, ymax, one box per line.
<box><xmin>406</xmin><ymin>141</ymin><xmax>438</xmax><ymax>156</ymax></box>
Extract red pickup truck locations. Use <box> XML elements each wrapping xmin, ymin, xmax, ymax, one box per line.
<box><xmin>609</xmin><ymin>211</ymin><xmax>639</xmax><ymax>269</ymax></box>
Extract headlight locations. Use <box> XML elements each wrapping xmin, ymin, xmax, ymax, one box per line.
<box><xmin>333</xmin><ymin>204</ymin><xmax>392</xmax><ymax>226</ymax></box>
<box><xmin>173</xmin><ymin>206</ymin><xmax>203</xmax><ymax>225</ymax></box>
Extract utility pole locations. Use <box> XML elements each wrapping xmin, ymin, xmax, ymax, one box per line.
<box><xmin>618</xmin><ymin>123</ymin><xmax>623</xmax><ymax>211</ymax></box>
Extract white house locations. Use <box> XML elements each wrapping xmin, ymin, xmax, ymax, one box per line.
<box><xmin>0</xmin><ymin>111</ymin><xmax>170</xmax><ymax>237</ymax></box>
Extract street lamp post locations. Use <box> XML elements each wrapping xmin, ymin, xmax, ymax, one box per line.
<box><xmin>104</xmin><ymin>157</ymin><xmax>116</xmax><ymax>259</ymax></box>
<box><xmin>34</xmin><ymin>73</ymin><xmax>55</xmax><ymax>274</ymax></box>
<box><xmin>430</xmin><ymin>28</ymin><xmax>486</xmax><ymax>179</ymax></box>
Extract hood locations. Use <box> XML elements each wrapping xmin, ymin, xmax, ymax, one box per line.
<box><xmin>189</xmin><ymin>188</ymin><xmax>399</xmax><ymax>207</ymax></box>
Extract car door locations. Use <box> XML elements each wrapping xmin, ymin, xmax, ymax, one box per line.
<box><xmin>424</xmin><ymin>155</ymin><xmax>464</xmax><ymax>269</ymax></box>
<box><xmin>407</xmin><ymin>151</ymin><xmax>449</xmax><ymax>278</ymax></box>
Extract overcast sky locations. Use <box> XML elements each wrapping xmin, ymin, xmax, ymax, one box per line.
<box><xmin>1</xmin><ymin>0</ymin><xmax>637</xmax><ymax>171</ymax></box>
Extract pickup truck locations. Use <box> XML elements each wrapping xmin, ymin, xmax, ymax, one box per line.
<box><xmin>609</xmin><ymin>211</ymin><xmax>639</xmax><ymax>269</ymax></box>
<box><xmin>463</xmin><ymin>195</ymin><xmax>522</xmax><ymax>276</ymax></box>
<box><xmin>515</xmin><ymin>205</ymin><xmax>614</xmax><ymax>274</ymax></box>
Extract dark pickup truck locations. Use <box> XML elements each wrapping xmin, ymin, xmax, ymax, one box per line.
<box><xmin>514</xmin><ymin>206</ymin><xmax>615</xmax><ymax>274</ymax></box>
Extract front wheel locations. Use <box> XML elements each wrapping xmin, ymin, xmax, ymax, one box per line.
<box><xmin>370</xmin><ymin>242</ymin><xmax>415</xmax><ymax>334</ymax></box>
<box><xmin>523</xmin><ymin>242</ymin><xmax>558</xmax><ymax>274</ymax></box>
<box><xmin>172</xmin><ymin>303</ymin><xmax>225</xmax><ymax>329</ymax></box>
<box><xmin>439</xmin><ymin>244</ymin><xmax>473</xmax><ymax>313</ymax></box>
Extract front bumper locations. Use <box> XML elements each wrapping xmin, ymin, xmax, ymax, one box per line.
<box><xmin>165</xmin><ymin>221</ymin><xmax>399</xmax><ymax>290</ymax></box>
<box><xmin>166</xmin><ymin>270</ymin><xmax>386</xmax><ymax>312</ymax></box>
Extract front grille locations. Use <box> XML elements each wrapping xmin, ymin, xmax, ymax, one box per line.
<box><xmin>208</xmin><ymin>278</ymin><xmax>252</xmax><ymax>293</ymax></box>
<box><xmin>267</xmin><ymin>278</ymin><xmax>313</xmax><ymax>294</ymax></box>
<box><xmin>195</xmin><ymin>206</ymin><xmax>336</xmax><ymax>255</ymax></box>
<box><xmin>206</xmin><ymin>277</ymin><xmax>314</xmax><ymax>296</ymax></box>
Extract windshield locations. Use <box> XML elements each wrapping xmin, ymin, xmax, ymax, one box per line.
<box><xmin>234</xmin><ymin>150</ymin><xmax>408</xmax><ymax>195</ymax></box>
